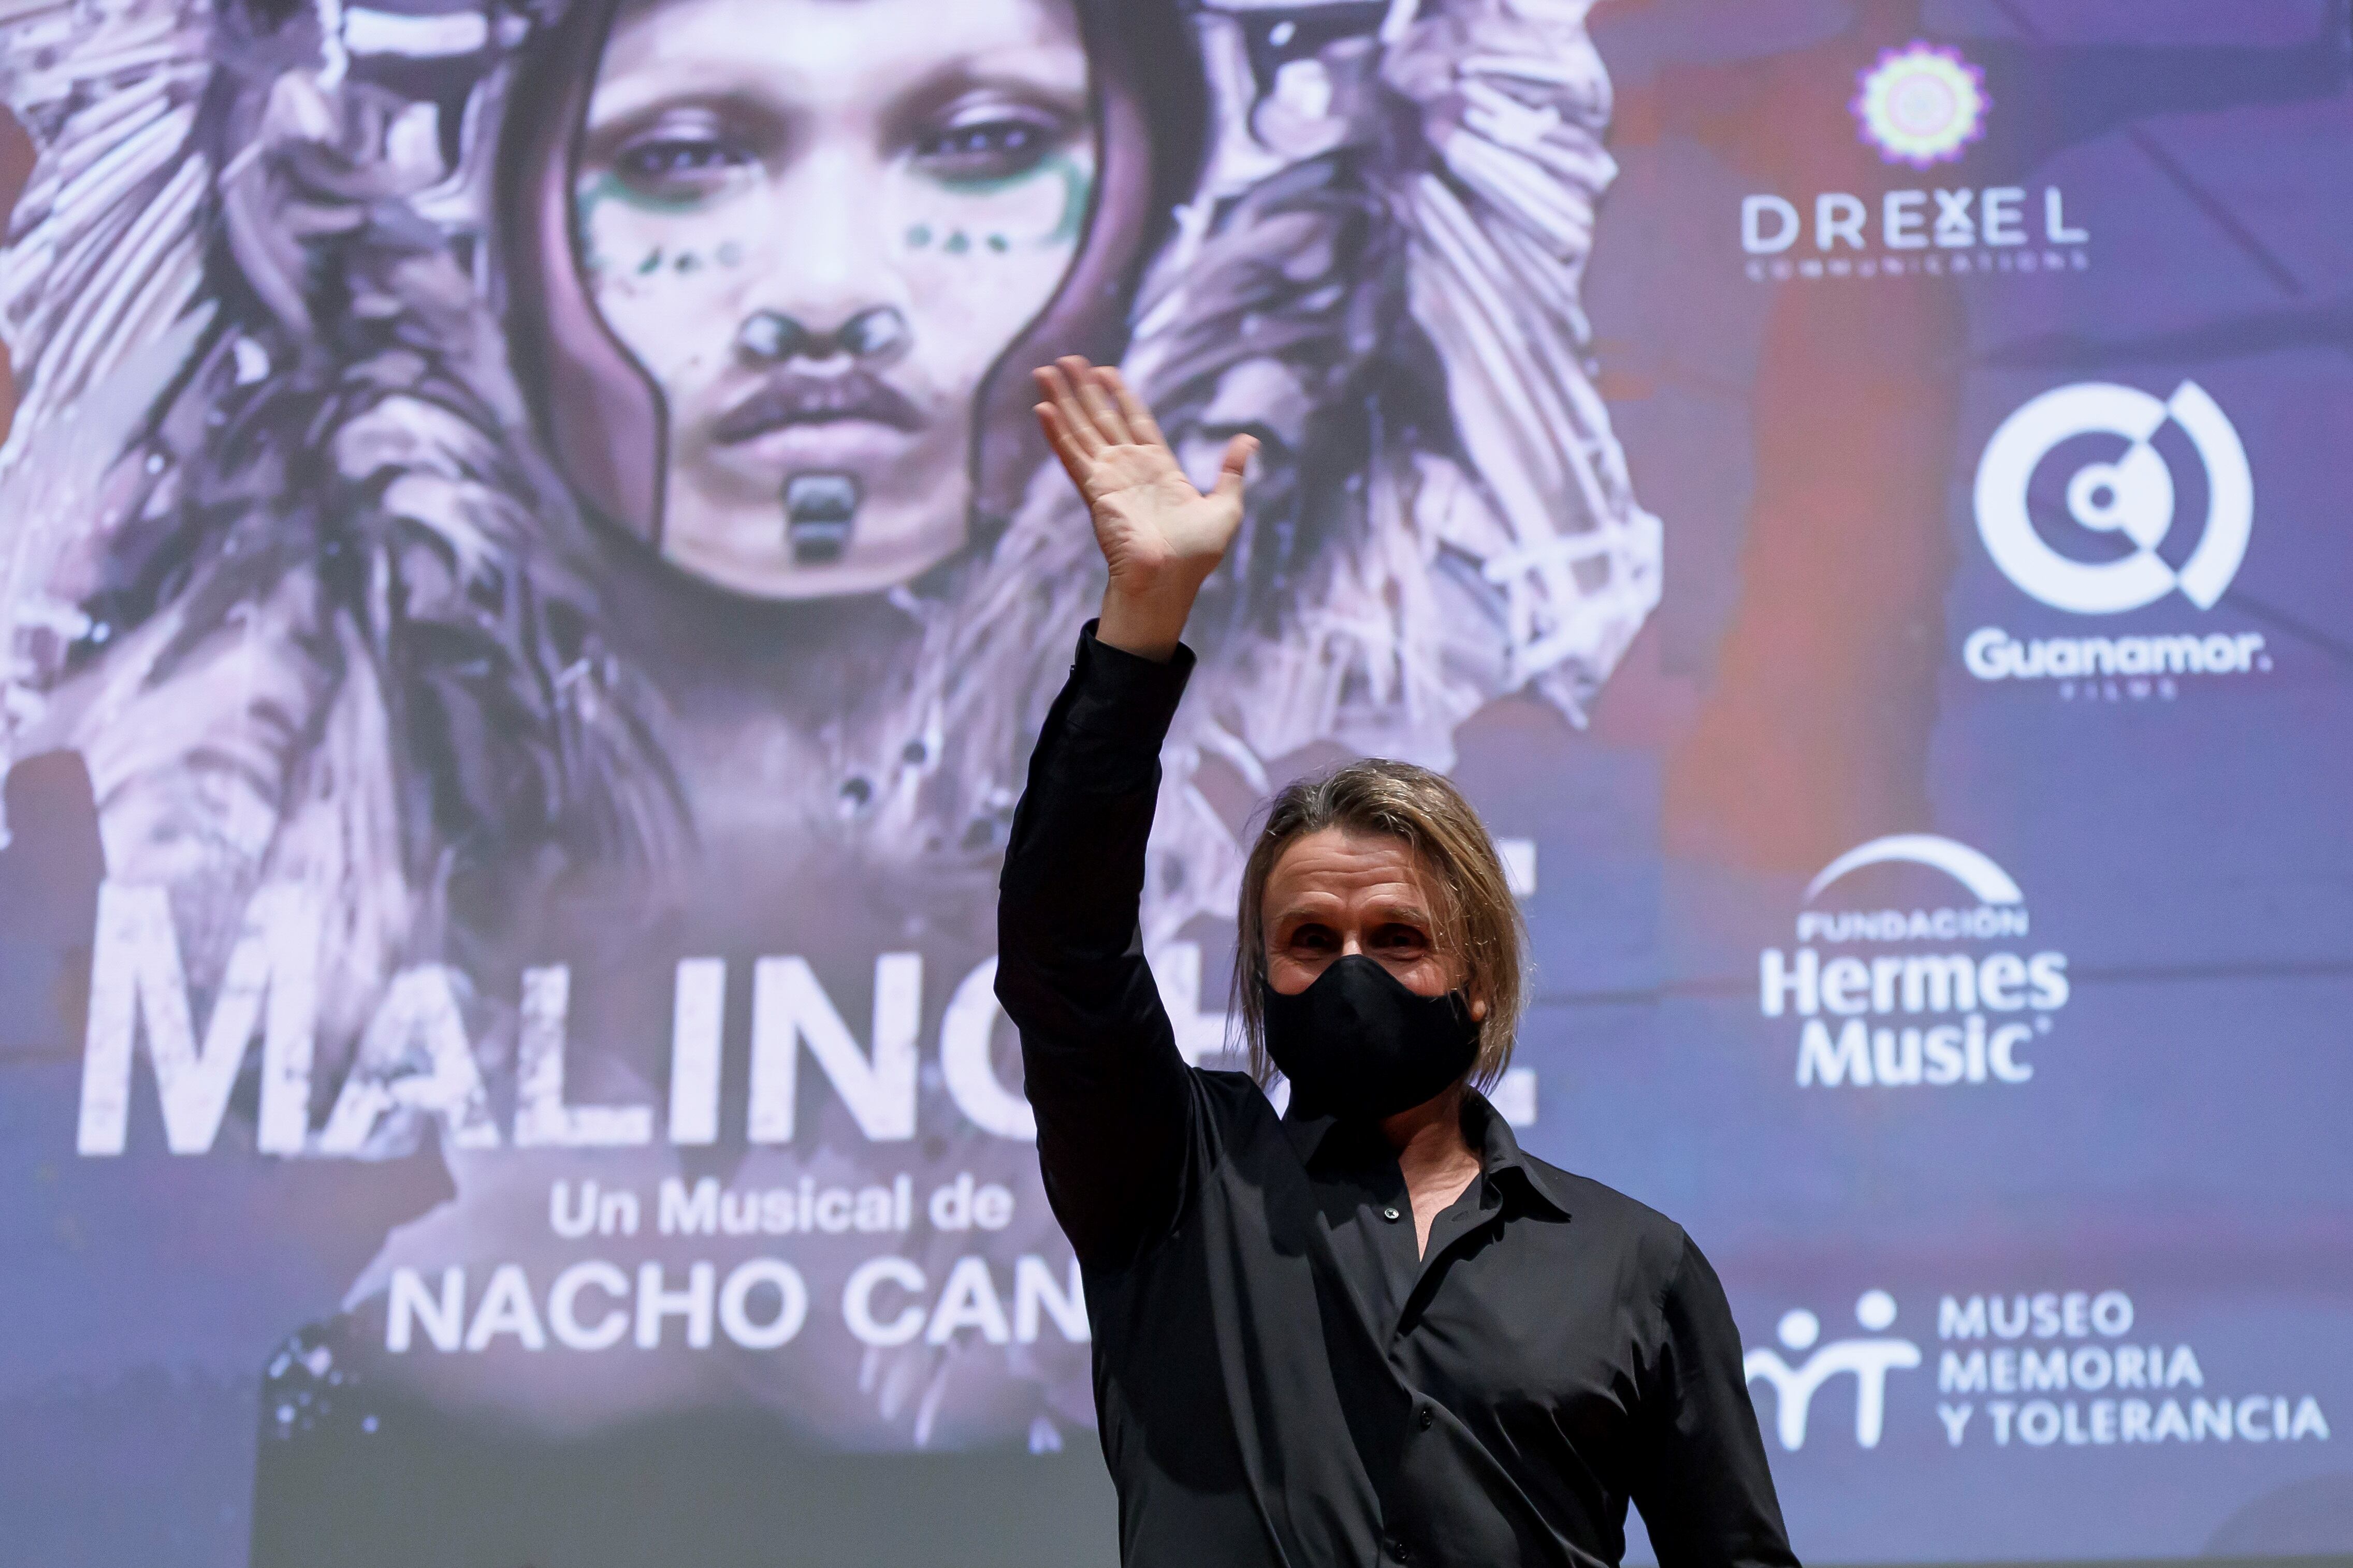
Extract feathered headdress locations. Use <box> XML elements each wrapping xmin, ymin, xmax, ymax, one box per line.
<box><xmin>0</xmin><ymin>0</ymin><xmax>1658</xmax><ymax>1052</ymax></box>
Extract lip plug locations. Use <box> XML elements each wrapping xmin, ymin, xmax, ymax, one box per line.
<box><xmin>783</xmin><ymin>472</ymin><xmax>861</xmax><ymax>564</ymax></box>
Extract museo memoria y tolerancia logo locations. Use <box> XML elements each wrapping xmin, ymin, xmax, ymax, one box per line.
<box><xmin>1745</xmin><ymin>1284</ymin><xmax>2333</xmax><ymax>1455</ymax></box>
<box><xmin>1964</xmin><ymin>380</ymin><xmax>2270</xmax><ymax>697</ymax></box>
<box><xmin>1745</xmin><ymin>1289</ymin><xmax>1923</xmax><ymax>1450</ymax></box>
<box><xmin>1740</xmin><ymin>39</ymin><xmax>2091</xmax><ymax>284</ymax></box>
<box><xmin>1762</xmin><ymin>835</ymin><xmax>2065</xmax><ymax>1090</ymax></box>
<box><xmin>1853</xmin><ymin>42</ymin><xmax>1987</xmax><ymax>168</ymax></box>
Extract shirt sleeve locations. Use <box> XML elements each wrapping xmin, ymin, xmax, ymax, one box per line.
<box><xmin>1630</xmin><ymin>1230</ymin><xmax>1803</xmax><ymax>1568</ymax></box>
<box><xmin>994</xmin><ymin>623</ymin><xmax>1199</xmax><ymax>1269</ymax></box>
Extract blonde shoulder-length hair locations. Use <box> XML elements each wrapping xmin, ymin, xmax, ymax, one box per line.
<box><xmin>1232</xmin><ymin>759</ymin><xmax>1529</xmax><ymax>1092</ymax></box>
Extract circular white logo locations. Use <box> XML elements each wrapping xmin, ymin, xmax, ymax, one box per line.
<box><xmin>1852</xmin><ymin>42</ymin><xmax>1988</xmax><ymax>168</ymax></box>
<box><xmin>1973</xmin><ymin>380</ymin><xmax>2252</xmax><ymax>615</ymax></box>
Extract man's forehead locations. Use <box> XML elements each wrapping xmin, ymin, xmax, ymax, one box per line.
<box><xmin>1264</xmin><ymin>831</ymin><xmax>1435</xmax><ymax>907</ymax></box>
<box><xmin>1270</xmin><ymin>825</ymin><xmax>1418</xmax><ymax>866</ymax></box>
<box><xmin>1269</xmin><ymin>885</ymin><xmax>1430</xmax><ymax>912</ymax></box>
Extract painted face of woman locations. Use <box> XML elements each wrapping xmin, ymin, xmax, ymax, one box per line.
<box><xmin>573</xmin><ymin>0</ymin><xmax>1098</xmax><ymax>598</ymax></box>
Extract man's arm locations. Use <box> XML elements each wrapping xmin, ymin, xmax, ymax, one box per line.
<box><xmin>994</xmin><ymin>359</ymin><xmax>1258</xmax><ymax>1268</ymax></box>
<box><xmin>1631</xmin><ymin>1232</ymin><xmax>1804</xmax><ymax>1568</ymax></box>
<box><xmin>996</xmin><ymin>626</ymin><xmax>1194</xmax><ymax>1266</ymax></box>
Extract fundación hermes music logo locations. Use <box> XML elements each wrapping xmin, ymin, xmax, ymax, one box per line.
<box><xmin>1963</xmin><ymin>379</ymin><xmax>2270</xmax><ymax>698</ymax></box>
<box><xmin>1762</xmin><ymin>835</ymin><xmax>2067</xmax><ymax>1090</ymax></box>
<box><xmin>1740</xmin><ymin>38</ymin><xmax>2090</xmax><ymax>284</ymax></box>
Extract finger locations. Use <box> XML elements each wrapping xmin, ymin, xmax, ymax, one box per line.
<box><xmin>1067</xmin><ymin>357</ymin><xmax>1135</xmax><ymax>448</ymax></box>
<box><xmin>1035</xmin><ymin>402</ymin><xmax>1095</xmax><ymax>488</ymax></box>
<box><xmin>1042</xmin><ymin>360</ymin><xmax>1105</xmax><ymax>452</ymax></box>
<box><xmin>1034</xmin><ymin>364</ymin><xmax>1104</xmax><ymax>456</ymax></box>
<box><xmin>1211</xmin><ymin>433</ymin><xmax>1258</xmax><ymax>506</ymax></box>
<box><xmin>1101</xmin><ymin>367</ymin><xmax>1167</xmax><ymax>452</ymax></box>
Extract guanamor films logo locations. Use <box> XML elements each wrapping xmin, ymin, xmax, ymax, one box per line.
<box><xmin>1964</xmin><ymin>380</ymin><xmax>2270</xmax><ymax>698</ymax></box>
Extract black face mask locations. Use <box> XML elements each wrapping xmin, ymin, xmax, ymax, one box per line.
<box><xmin>1261</xmin><ymin>954</ymin><xmax>1481</xmax><ymax>1122</ymax></box>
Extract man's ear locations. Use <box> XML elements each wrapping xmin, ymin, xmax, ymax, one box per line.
<box><xmin>1469</xmin><ymin>992</ymin><xmax>1489</xmax><ymax>1023</ymax></box>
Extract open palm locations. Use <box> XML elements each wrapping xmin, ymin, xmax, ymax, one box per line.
<box><xmin>1034</xmin><ymin>357</ymin><xmax>1257</xmax><ymax>604</ymax></box>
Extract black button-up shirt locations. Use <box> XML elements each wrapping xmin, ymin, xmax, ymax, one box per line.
<box><xmin>997</xmin><ymin>628</ymin><xmax>1799</xmax><ymax>1568</ymax></box>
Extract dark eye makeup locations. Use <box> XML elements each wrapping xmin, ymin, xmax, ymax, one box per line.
<box><xmin>605</xmin><ymin>109</ymin><xmax>760</xmax><ymax>203</ymax></box>
<box><xmin>589</xmin><ymin>88</ymin><xmax>1082</xmax><ymax>206</ymax></box>
<box><xmin>911</xmin><ymin>102</ymin><xmax>1075</xmax><ymax>185</ymax></box>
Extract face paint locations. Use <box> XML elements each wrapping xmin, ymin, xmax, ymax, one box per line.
<box><xmin>898</xmin><ymin>152</ymin><xmax>1095</xmax><ymax>267</ymax></box>
<box><xmin>925</xmin><ymin>151</ymin><xmax>1094</xmax><ymax>247</ymax></box>
<box><xmin>568</xmin><ymin>0</ymin><xmax>1100</xmax><ymax>600</ymax></box>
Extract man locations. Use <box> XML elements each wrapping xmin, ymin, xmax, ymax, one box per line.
<box><xmin>998</xmin><ymin>357</ymin><xmax>1798</xmax><ymax>1566</ymax></box>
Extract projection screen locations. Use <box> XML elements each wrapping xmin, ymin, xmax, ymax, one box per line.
<box><xmin>1</xmin><ymin>0</ymin><xmax>2346</xmax><ymax>1561</ymax></box>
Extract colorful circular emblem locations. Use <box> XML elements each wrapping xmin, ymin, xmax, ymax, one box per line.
<box><xmin>1852</xmin><ymin>42</ymin><xmax>1988</xmax><ymax>168</ymax></box>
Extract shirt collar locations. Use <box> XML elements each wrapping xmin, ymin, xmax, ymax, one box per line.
<box><xmin>1462</xmin><ymin>1090</ymin><xmax>1575</xmax><ymax>1219</ymax></box>
<box><xmin>1279</xmin><ymin>1088</ymin><xmax>1575</xmax><ymax>1221</ymax></box>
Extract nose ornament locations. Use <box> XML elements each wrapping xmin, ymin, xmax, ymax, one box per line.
<box><xmin>735</xmin><ymin>305</ymin><xmax>911</xmax><ymax>364</ymax></box>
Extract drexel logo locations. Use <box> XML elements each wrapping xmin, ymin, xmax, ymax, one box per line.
<box><xmin>1741</xmin><ymin>38</ymin><xmax>2089</xmax><ymax>286</ymax></box>
<box><xmin>1745</xmin><ymin>1290</ymin><xmax>1923</xmax><ymax>1450</ymax></box>
<box><xmin>1973</xmin><ymin>380</ymin><xmax>2253</xmax><ymax>616</ymax></box>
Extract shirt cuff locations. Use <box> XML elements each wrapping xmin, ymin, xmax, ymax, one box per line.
<box><xmin>1058</xmin><ymin>620</ymin><xmax>1196</xmax><ymax>766</ymax></box>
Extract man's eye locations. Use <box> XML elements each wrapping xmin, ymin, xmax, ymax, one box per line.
<box><xmin>1288</xmin><ymin>926</ymin><xmax>1337</xmax><ymax>951</ymax></box>
<box><xmin>913</xmin><ymin>114</ymin><xmax>1064</xmax><ymax>184</ymax></box>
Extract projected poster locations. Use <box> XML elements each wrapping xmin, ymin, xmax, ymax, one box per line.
<box><xmin>0</xmin><ymin>0</ymin><xmax>2345</xmax><ymax>1562</ymax></box>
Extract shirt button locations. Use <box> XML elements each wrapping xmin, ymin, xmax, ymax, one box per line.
<box><xmin>1417</xmin><ymin>1405</ymin><xmax>1434</xmax><ymax>1430</ymax></box>
<box><xmin>1383</xmin><ymin>1534</ymin><xmax>1411</xmax><ymax>1562</ymax></box>
<box><xmin>1381</xmin><ymin>1206</ymin><xmax>1402</xmax><ymax>1222</ymax></box>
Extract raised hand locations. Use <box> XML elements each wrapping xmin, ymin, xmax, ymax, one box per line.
<box><xmin>1034</xmin><ymin>356</ymin><xmax>1256</xmax><ymax>662</ymax></box>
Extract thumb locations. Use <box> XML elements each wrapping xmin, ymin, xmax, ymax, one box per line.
<box><xmin>1211</xmin><ymin>433</ymin><xmax>1258</xmax><ymax>506</ymax></box>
